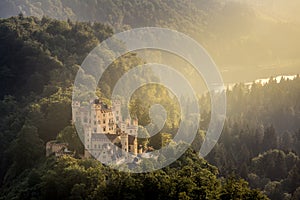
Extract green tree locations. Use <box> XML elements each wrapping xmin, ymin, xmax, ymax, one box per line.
<box><xmin>5</xmin><ymin>124</ymin><xmax>44</xmax><ymax>181</ymax></box>
<box><xmin>57</xmin><ymin>125</ymin><xmax>84</xmax><ymax>155</ymax></box>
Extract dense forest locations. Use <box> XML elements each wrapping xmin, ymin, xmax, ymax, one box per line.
<box><xmin>205</xmin><ymin>77</ymin><xmax>300</xmax><ymax>199</ymax></box>
<box><xmin>0</xmin><ymin>15</ymin><xmax>299</xmax><ymax>200</ymax></box>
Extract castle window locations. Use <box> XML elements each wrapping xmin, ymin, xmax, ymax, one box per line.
<box><xmin>94</xmin><ymin>144</ymin><xmax>97</xmax><ymax>148</ymax></box>
<box><xmin>103</xmin><ymin>114</ymin><xmax>106</xmax><ymax>117</ymax></box>
<box><xmin>103</xmin><ymin>120</ymin><xmax>106</xmax><ymax>124</ymax></box>
<box><xmin>103</xmin><ymin>127</ymin><xmax>106</xmax><ymax>132</ymax></box>
<box><xmin>94</xmin><ymin>128</ymin><xmax>97</xmax><ymax>133</ymax></box>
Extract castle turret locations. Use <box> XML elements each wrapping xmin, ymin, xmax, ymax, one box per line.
<box><xmin>72</xmin><ymin>101</ymin><xmax>81</xmax><ymax>123</ymax></box>
<box><xmin>84</xmin><ymin>126</ymin><xmax>92</xmax><ymax>158</ymax></box>
<box><xmin>112</xmin><ymin>100</ymin><xmax>122</xmax><ymax>124</ymax></box>
<box><xmin>121</xmin><ymin>133</ymin><xmax>128</xmax><ymax>153</ymax></box>
<box><xmin>128</xmin><ymin>135</ymin><xmax>138</xmax><ymax>155</ymax></box>
<box><xmin>132</xmin><ymin>118</ymin><xmax>138</xmax><ymax>126</ymax></box>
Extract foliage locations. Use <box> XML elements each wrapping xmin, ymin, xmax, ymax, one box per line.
<box><xmin>0</xmin><ymin>150</ymin><xmax>268</xmax><ymax>200</ymax></box>
<box><xmin>2</xmin><ymin>0</ymin><xmax>300</xmax><ymax>80</ymax></box>
<box><xmin>0</xmin><ymin>15</ymin><xmax>299</xmax><ymax>199</ymax></box>
<box><xmin>205</xmin><ymin>77</ymin><xmax>300</xmax><ymax>199</ymax></box>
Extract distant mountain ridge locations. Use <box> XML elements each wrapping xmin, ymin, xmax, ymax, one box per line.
<box><xmin>1</xmin><ymin>0</ymin><xmax>300</xmax><ymax>83</ymax></box>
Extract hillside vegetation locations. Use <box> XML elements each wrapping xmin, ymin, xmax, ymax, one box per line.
<box><xmin>1</xmin><ymin>0</ymin><xmax>300</xmax><ymax>82</ymax></box>
<box><xmin>0</xmin><ymin>15</ymin><xmax>300</xmax><ymax>199</ymax></box>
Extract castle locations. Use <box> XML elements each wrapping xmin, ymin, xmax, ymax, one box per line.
<box><xmin>46</xmin><ymin>140</ymin><xmax>72</xmax><ymax>157</ymax></box>
<box><xmin>72</xmin><ymin>99</ymin><xmax>139</xmax><ymax>163</ymax></box>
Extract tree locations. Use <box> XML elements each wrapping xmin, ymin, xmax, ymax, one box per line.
<box><xmin>57</xmin><ymin>125</ymin><xmax>84</xmax><ymax>155</ymax></box>
<box><xmin>262</xmin><ymin>125</ymin><xmax>278</xmax><ymax>151</ymax></box>
<box><xmin>220</xmin><ymin>177</ymin><xmax>269</xmax><ymax>200</ymax></box>
<box><xmin>283</xmin><ymin>161</ymin><xmax>300</xmax><ymax>193</ymax></box>
<box><xmin>4</xmin><ymin>124</ymin><xmax>44</xmax><ymax>181</ymax></box>
<box><xmin>292</xmin><ymin>187</ymin><xmax>300</xmax><ymax>200</ymax></box>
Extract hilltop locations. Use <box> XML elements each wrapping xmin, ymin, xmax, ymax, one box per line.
<box><xmin>1</xmin><ymin>0</ymin><xmax>300</xmax><ymax>82</ymax></box>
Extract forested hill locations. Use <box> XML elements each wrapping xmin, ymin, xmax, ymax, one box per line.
<box><xmin>0</xmin><ymin>16</ymin><xmax>269</xmax><ymax>199</ymax></box>
<box><xmin>1</xmin><ymin>0</ymin><xmax>300</xmax><ymax>83</ymax></box>
<box><xmin>0</xmin><ymin>15</ymin><xmax>114</xmax><ymax>188</ymax></box>
<box><xmin>0</xmin><ymin>15</ymin><xmax>113</xmax><ymax>99</ymax></box>
<box><xmin>203</xmin><ymin>77</ymin><xmax>300</xmax><ymax>200</ymax></box>
<box><xmin>0</xmin><ymin>16</ymin><xmax>299</xmax><ymax>199</ymax></box>
<box><xmin>1</xmin><ymin>0</ymin><xmax>213</xmax><ymax>27</ymax></box>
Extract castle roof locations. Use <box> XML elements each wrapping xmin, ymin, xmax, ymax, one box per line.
<box><xmin>46</xmin><ymin>140</ymin><xmax>68</xmax><ymax>147</ymax></box>
<box><xmin>91</xmin><ymin>133</ymin><xmax>119</xmax><ymax>142</ymax></box>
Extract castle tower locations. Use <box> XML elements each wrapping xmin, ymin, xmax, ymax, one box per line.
<box><xmin>121</xmin><ymin>133</ymin><xmax>128</xmax><ymax>153</ymax></box>
<box><xmin>84</xmin><ymin>126</ymin><xmax>92</xmax><ymax>158</ymax></box>
<box><xmin>131</xmin><ymin>136</ymin><xmax>138</xmax><ymax>155</ymax></box>
<box><xmin>132</xmin><ymin>118</ymin><xmax>138</xmax><ymax>126</ymax></box>
<box><xmin>71</xmin><ymin>101</ymin><xmax>81</xmax><ymax>123</ymax></box>
<box><xmin>112</xmin><ymin>100</ymin><xmax>122</xmax><ymax>124</ymax></box>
